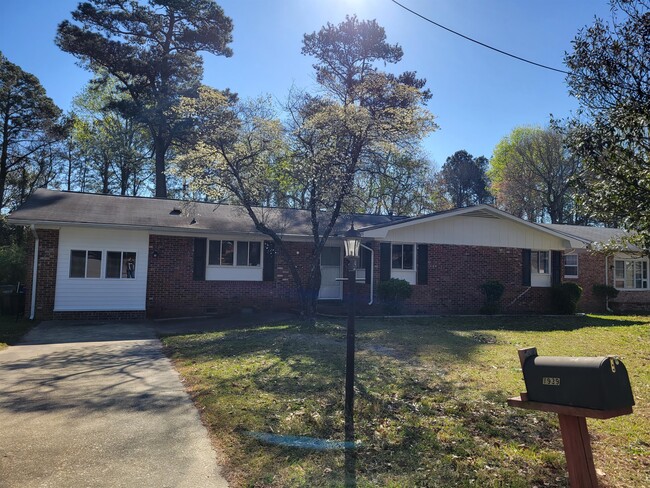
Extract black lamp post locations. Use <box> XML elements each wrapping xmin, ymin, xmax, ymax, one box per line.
<box><xmin>343</xmin><ymin>223</ymin><xmax>361</xmax><ymax>486</ymax></box>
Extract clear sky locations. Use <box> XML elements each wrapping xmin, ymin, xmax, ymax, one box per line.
<box><xmin>0</xmin><ymin>0</ymin><xmax>612</xmax><ymax>169</ymax></box>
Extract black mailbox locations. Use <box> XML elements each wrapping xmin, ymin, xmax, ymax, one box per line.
<box><xmin>522</xmin><ymin>353</ymin><xmax>635</xmax><ymax>410</ymax></box>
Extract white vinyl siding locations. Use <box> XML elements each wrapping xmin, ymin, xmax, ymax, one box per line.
<box><xmin>54</xmin><ymin>227</ymin><xmax>148</xmax><ymax>311</ymax></box>
<box><xmin>371</xmin><ymin>215</ymin><xmax>566</xmax><ymax>250</ymax></box>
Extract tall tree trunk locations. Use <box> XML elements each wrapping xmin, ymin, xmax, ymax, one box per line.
<box><xmin>154</xmin><ymin>135</ymin><xmax>167</xmax><ymax>198</ymax></box>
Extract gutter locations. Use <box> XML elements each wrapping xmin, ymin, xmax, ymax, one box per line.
<box><xmin>29</xmin><ymin>225</ymin><xmax>39</xmax><ymax>320</ymax></box>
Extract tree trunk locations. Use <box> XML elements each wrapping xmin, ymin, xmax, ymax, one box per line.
<box><xmin>154</xmin><ymin>135</ymin><xmax>167</xmax><ymax>198</ymax></box>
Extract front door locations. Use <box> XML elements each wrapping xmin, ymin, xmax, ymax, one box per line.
<box><xmin>319</xmin><ymin>246</ymin><xmax>342</xmax><ymax>299</ymax></box>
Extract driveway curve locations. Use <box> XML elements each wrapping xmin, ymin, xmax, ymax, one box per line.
<box><xmin>0</xmin><ymin>321</ymin><xmax>228</xmax><ymax>488</ymax></box>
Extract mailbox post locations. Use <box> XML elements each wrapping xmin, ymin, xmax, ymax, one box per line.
<box><xmin>508</xmin><ymin>347</ymin><xmax>635</xmax><ymax>488</ymax></box>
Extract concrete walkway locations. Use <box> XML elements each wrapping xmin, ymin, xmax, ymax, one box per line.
<box><xmin>0</xmin><ymin>321</ymin><xmax>229</xmax><ymax>488</ymax></box>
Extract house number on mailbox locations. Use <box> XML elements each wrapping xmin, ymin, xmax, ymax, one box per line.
<box><xmin>543</xmin><ymin>377</ymin><xmax>561</xmax><ymax>386</ymax></box>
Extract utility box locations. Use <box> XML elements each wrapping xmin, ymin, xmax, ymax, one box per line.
<box><xmin>522</xmin><ymin>353</ymin><xmax>635</xmax><ymax>410</ymax></box>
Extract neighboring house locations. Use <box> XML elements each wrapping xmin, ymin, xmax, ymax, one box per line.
<box><xmin>7</xmin><ymin>189</ymin><xmax>649</xmax><ymax>320</ymax></box>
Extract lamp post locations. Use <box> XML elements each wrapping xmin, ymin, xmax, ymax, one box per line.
<box><xmin>343</xmin><ymin>223</ymin><xmax>361</xmax><ymax>487</ymax></box>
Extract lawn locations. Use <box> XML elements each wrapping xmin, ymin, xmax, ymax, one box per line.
<box><xmin>162</xmin><ymin>315</ymin><xmax>649</xmax><ymax>488</ymax></box>
<box><xmin>0</xmin><ymin>314</ymin><xmax>33</xmax><ymax>350</ymax></box>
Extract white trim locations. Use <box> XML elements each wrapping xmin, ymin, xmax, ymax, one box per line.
<box><xmin>360</xmin><ymin>204</ymin><xmax>573</xmax><ymax>247</ymax></box>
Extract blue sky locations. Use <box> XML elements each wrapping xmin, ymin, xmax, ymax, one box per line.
<box><xmin>0</xmin><ymin>0</ymin><xmax>611</xmax><ymax>169</ymax></box>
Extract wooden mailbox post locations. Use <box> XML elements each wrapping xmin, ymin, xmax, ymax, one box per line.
<box><xmin>508</xmin><ymin>348</ymin><xmax>634</xmax><ymax>488</ymax></box>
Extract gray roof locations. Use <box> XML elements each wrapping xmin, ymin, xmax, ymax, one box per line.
<box><xmin>541</xmin><ymin>223</ymin><xmax>630</xmax><ymax>246</ymax></box>
<box><xmin>9</xmin><ymin>189</ymin><xmax>629</xmax><ymax>247</ymax></box>
<box><xmin>8</xmin><ymin>189</ymin><xmax>400</xmax><ymax>237</ymax></box>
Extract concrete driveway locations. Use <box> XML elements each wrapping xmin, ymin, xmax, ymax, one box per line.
<box><xmin>0</xmin><ymin>321</ymin><xmax>229</xmax><ymax>488</ymax></box>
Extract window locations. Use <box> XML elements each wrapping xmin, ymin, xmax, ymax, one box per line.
<box><xmin>564</xmin><ymin>254</ymin><xmax>578</xmax><ymax>278</ymax></box>
<box><xmin>320</xmin><ymin>246</ymin><xmax>341</xmax><ymax>267</ymax></box>
<box><xmin>531</xmin><ymin>251</ymin><xmax>549</xmax><ymax>274</ymax></box>
<box><xmin>208</xmin><ymin>240</ymin><xmax>261</xmax><ymax>267</ymax></box>
<box><xmin>614</xmin><ymin>259</ymin><xmax>648</xmax><ymax>289</ymax></box>
<box><xmin>106</xmin><ymin>252</ymin><xmax>137</xmax><ymax>279</ymax></box>
<box><xmin>69</xmin><ymin>250</ymin><xmax>102</xmax><ymax>278</ymax></box>
<box><xmin>392</xmin><ymin>244</ymin><xmax>414</xmax><ymax>270</ymax></box>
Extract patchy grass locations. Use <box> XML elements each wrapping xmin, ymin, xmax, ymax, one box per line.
<box><xmin>162</xmin><ymin>315</ymin><xmax>649</xmax><ymax>487</ymax></box>
<box><xmin>0</xmin><ymin>315</ymin><xmax>33</xmax><ymax>350</ymax></box>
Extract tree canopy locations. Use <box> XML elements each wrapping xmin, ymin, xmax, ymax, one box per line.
<box><xmin>439</xmin><ymin>150</ymin><xmax>491</xmax><ymax>208</ymax></box>
<box><xmin>56</xmin><ymin>0</ymin><xmax>234</xmax><ymax>198</ymax></box>
<box><xmin>177</xmin><ymin>16</ymin><xmax>436</xmax><ymax>316</ymax></box>
<box><xmin>489</xmin><ymin>126</ymin><xmax>582</xmax><ymax>223</ymax></box>
<box><xmin>564</xmin><ymin>0</ymin><xmax>650</xmax><ymax>242</ymax></box>
<box><xmin>0</xmin><ymin>52</ymin><xmax>62</xmax><ymax>213</ymax></box>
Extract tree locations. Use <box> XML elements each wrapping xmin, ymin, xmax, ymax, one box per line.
<box><xmin>489</xmin><ymin>126</ymin><xmax>582</xmax><ymax>223</ymax></box>
<box><xmin>439</xmin><ymin>150</ymin><xmax>491</xmax><ymax>208</ymax></box>
<box><xmin>56</xmin><ymin>0</ymin><xmax>234</xmax><ymax>198</ymax></box>
<box><xmin>564</xmin><ymin>0</ymin><xmax>650</xmax><ymax>242</ymax></box>
<box><xmin>71</xmin><ymin>76</ymin><xmax>153</xmax><ymax>195</ymax></box>
<box><xmin>178</xmin><ymin>17</ymin><xmax>435</xmax><ymax>317</ymax></box>
<box><xmin>356</xmin><ymin>149</ymin><xmax>439</xmax><ymax>216</ymax></box>
<box><xmin>0</xmin><ymin>52</ymin><xmax>62</xmax><ymax>213</ymax></box>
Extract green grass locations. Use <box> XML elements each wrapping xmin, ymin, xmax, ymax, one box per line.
<box><xmin>0</xmin><ymin>314</ymin><xmax>33</xmax><ymax>350</ymax></box>
<box><xmin>162</xmin><ymin>315</ymin><xmax>650</xmax><ymax>487</ymax></box>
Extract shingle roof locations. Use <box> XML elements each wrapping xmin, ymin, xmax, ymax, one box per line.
<box><xmin>9</xmin><ymin>189</ymin><xmax>631</xmax><ymax>247</ymax></box>
<box><xmin>8</xmin><ymin>189</ymin><xmax>400</xmax><ymax>237</ymax></box>
<box><xmin>541</xmin><ymin>223</ymin><xmax>630</xmax><ymax>246</ymax></box>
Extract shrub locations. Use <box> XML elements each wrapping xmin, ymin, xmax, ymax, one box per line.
<box><xmin>377</xmin><ymin>278</ymin><xmax>412</xmax><ymax>315</ymax></box>
<box><xmin>592</xmin><ymin>284</ymin><xmax>619</xmax><ymax>300</ymax></box>
<box><xmin>479</xmin><ymin>280</ymin><xmax>505</xmax><ymax>315</ymax></box>
<box><xmin>592</xmin><ymin>284</ymin><xmax>619</xmax><ymax>312</ymax></box>
<box><xmin>0</xmin><ymin>244</ymin><xmax>26</xmax><ymax>286</ymax></box>
<box><xmin>551</xmin><ymin>282</ymin><xmax>583</xmax><ymax>314</ymax></box>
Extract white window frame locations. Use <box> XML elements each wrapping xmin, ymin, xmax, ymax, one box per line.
<box><xmin>614</xmin><ymin>258</ymin><xmax>648</xmax><ymax>290</ymax></box>
<box><xmin>564</xmin><ymin>254</ymin><xmax>579</xmax><ymax>279</ymax></box>
<box><xmin>69</xmin><ymin>249</ymin><xmax>103</xmax><ymax>279</ymax></box>
<box><xmin>531</xmin><ymin>250</ymin><xmax>551</xmax><ymax>287</ymax></box>
<box><xmin>391</xmin><ymin>243</ymin><xmax>416</xmax><ymax>285</ymax></box>
<box><xmin>391</xmin><ymin>244</ymin><xmax>415</xmax><ymax>270</ymax></box>
<box><xmin>208</xmin><ymin>239</ymin><xmax>262</xmax><ymax>268</ymax></box>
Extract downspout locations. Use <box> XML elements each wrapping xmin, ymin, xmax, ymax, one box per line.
<box><xmin>360</xmin><ymin>243</ymin><xmax>374</xmax><ymax>305</ymax></box>
<box><xmin>29</xmin><ymin>225</ymin><xmax>39</xmax><ymax>320</ymax></box>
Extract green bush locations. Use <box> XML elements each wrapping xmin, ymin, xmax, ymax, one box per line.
<box><xmin>592</xmin><ymin>284</ymin><xmax>619</xmax><ymax>311</ymax></box>
<box><xmin>592</xmin><ymin>284</ymin><xmax>619</xmax><ymax>300</ymax></box>
<box><xmin>551</xmin><ymin>282</ymin><xmax>583</xmax><ymax>314</ymax></box>
<box><xmin>0</xmin><ymin>244</ymin><xmax>26</xmax><ymax>286</ymax></box>
<box><xmin>377</xmin><ymin>278</ymin><xmax>412</xmax><ymax>315</ymax></box>
<box><xmin>479</xmin><ymin>280</ymin><xmax>505</xmax><ymax>315</ymax></box>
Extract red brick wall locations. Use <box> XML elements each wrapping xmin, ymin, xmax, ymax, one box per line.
<box><xmin>27</xmin><ymin>229</ymin><xmax>649</xmax><ymax>319</ymax></box>
<box><xmin>565</xmin><ymin>251</ymin><xmax>650</xmax><ymax>313</ymax></box>
<box><xmin>342</xmin><ymin>243</ymin><xmax>554</xmax><ymax>315</ymax></box>
<box><xmin>23</xmin><ymin>229</ymin><xmax>59</xmax><ymax>321</ymax></box>
<box><xmin>565</xmin><ymin>250</ymin><xmax>606</xmax><ymax>313</ymax></box>
<box><xmin>145</xmin><ymin>235</ymin><xmax>315</xmax><ymax>318</ymax></box>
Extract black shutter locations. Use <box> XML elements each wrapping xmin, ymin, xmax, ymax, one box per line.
<box><xmin>263</xmin><ymin>241</ymin><xmax>275</xmax><ymax>282</ymax></box>
<box><xmin>551</xmin><ymin>250</ymin><xmax>562</xmax><ymax>286</ymax></box>
<box><xmin>193</xmin><ymin>238</ymin><xmax>207</xmax><ymax>281</ymax></box>
<box><xmin>380</xmin><ymin>242</ymin><xmax>392</xmax><ymax>282</ymax></box>
<box><xmin>522</xmin><ymin>249</ymin><xmax>531</xmax><ymax>286</ymax></box>
<box><xmin>417</xmin><ymin>244</ymin><xmax>428</xmax><ymax>285</ymax></box>
<box><xmin>362</xmin><ymin>244</ymin><xmax>372</xmax><ymax>285</ymax></box>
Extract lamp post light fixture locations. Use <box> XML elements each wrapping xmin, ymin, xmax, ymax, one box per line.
<box><xmin>342</xmin><ymin>223</ymin><xmax>361</xmax><ymax>486</ymax></box>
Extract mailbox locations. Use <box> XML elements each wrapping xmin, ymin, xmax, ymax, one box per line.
<box><xmin>522</xmin><ymin>353</ymin><xmax>635</xmax><ymax>410</ymax></box>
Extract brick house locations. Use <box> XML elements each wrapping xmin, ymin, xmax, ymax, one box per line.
<box><xmin>8</xmin><ymin>189</ymin><xmax>649</xmax><ymax>320</ymax></box>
